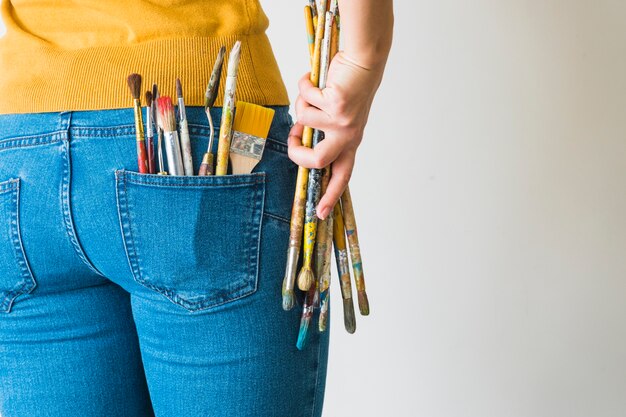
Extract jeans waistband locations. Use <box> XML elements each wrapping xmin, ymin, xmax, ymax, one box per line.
<box><xmin>0</xmin><ymin>105</ymin><xmax>293</xmax><ymax>145</ymax></box>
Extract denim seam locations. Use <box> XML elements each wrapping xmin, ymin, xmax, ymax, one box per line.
<box><xmin>119</xmin><ymin>169</ymin><xmax>266</xmax><ymax>188</ymax></box>
<box><xmin>70</xmin><ymin>126</ymin><xmax>135</xmax><ymax>138</ymax></box>
<box><xmin>309</xmin><ymin>326</ymin><xmax>323</xmax><ymax>417</ymax></box>
<box><xmin>250</xmin><ymin>173</ymin><xmax>265</xmax><ymax>299</ymax></box>
<box><xmin>0</xmin><ymin>178</ymin><xmax>37</xmax><ymax>313</ymax></box>
<box><xmin>59</xmin><ymin>137</ymin><xmax>105</xmax><ymax>278</ymax></box>
<box><xmin>69</xmin><ymin>125</ymin><xmax>288</xmax><ymax>154</ymax></box>
<box><xmin>0</xmin><ymin>132</ymin><xmax>64</xmax><ymax>151</ymax></box>
<box><xmin>115</xmin><ymin>169</ymin><xmax>265</xmax><ymax>312</ymax></box>
<box><xmin>115</xmin><ymin>171</ymin><xmax>143</xmax><ymax>298</ymax></box>
<box><xmin>263</xmin><ymin>211</ymin><xmax>290</xmax><ymax>225</ymax></box>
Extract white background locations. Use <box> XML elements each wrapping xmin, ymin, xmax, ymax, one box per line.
<box><xmin>3</xmin><ymin>1</ymin><xmax>626</xmax><ymax>416</ymax></box>
<box><xmin>266</xmin><ymin>1</ymin><xmax>626</xmax><ymax>416</ymax></box>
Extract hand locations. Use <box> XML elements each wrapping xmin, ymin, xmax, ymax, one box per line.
<box><xmin>288</xmin><ymin>51</ymin><xmax>384</xmax><ymax>220</ymax></box>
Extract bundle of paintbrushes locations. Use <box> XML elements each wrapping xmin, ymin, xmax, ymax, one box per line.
<box><xmin>284</xmin><ymin>0</ymin><xmax>371</xmax><ymax>351</ymax></box>
<box><xmin>125</xmin><ymin>41</ymin><xmax>275</xmax><ymax>177</ymax></box>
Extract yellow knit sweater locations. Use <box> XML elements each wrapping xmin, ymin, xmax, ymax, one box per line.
<box><xmin>0</xmin><ymin>0</ymin><xmax>290</xmax><ymax>114</ymax></box>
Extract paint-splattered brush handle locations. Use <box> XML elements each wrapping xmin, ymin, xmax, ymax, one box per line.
<box><xmin>341</xmin><ymin>186</ymin><xmax>369</xmax><ymax>316</ymax></box>
<box><xmin>133</xmin><ymin>100</ymin><xmax>149</xmax><ymax>174</ymax></box>
<box><xmin>216</xmin><ymin>41</ymin><xmax>241</xmax><ymax>176</ymax></box>
<box><xmin>282</xmin><ymin>153</ymin><xmax>310</xmax><ymax>311</ymax></box>
<box><xmin>304</xmin><ymin>6</ymin><xmax>315</xmax><ymax>67</ymax></box>
<box><xmin>156</xmin><ymin>128</ymin><xmax>167</xmax><ymax>175</ymax></box>
<box><xmin>297</xmin><ymin>8</ymin><xmax>333</xmax><ymax>292</ymax></box>
<box><xmin>178</xmin><ymin>118</ymin><xmax>194</xmax><ymax>176</ymax></box>
<box><xmin>282</xmin><ymin>0</ymin><xmax>327</xmax><ymax>310</ymax></box>
<box><xmin>333</xmin><ymin>202</ymin><xmax>356</xmax><ymax>334</ymax></box>
<box><xmin>145</xmin><ymin>106</ymin><xmax>156</xmax><ymax>174</ymax></box>
<box><xmin>316</xmin><ymin>166</ymin><xmax>333</xmax><ymax>332</ymax></box>
<box><xmin>198</xmin><ymin>109</ymin><xmax>216</xmax><ymax>176</ymax></box>
<box><xmin>297</xmin><ymin>130</ymin><xmax>325</xmax><ymax>292</ymax></box>
<box><xmin>198</xmin><ymin>152</ymin><xmax>214</xmax><ymax>176</ymax></box>
<box><xmin>296</xmin><ymin>280</ymin><xmax>317</xmax><ymax>350</ymax></box>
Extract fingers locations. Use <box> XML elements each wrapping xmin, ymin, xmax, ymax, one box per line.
<box><xmin>298</xmin><ymin>73</ymin><xmax>325</xmax><ymax>109</ymax></box>
<box><xmin>288</xmin><ymin>131</ymin><xmax>344</xmax><ymax>169</ymax></box>
<box><xmin>295</xmin><ymin>95</ymin><xmax>332</xmax><ymax>130</ymax></box>
<box><xmin>288</xmin><ymin>121</ymin><xmax>304</xmax><ymax>141</ymax></box>
<box><xmin>316</xmin><ymin>150</ymin><xmax>354</xmax><ymax>220</ymax></box>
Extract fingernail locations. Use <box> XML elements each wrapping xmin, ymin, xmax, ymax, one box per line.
<box><xmin>317</xmin><ymin>205</ymin><xmax>329</xmax><ymax>220</ymax></box>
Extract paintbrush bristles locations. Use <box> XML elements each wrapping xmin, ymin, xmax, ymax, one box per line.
<box><xmin>156</xmin><ymin>96</ymin><xmax>176</xmax><ymax>132</ymax></box>
<box><xmin>145</xmin><ymin>91</ymin><xmax>152</xmax><ymax>107</ymax></box>
<box><xmin>126</xmin><ymin>73</ymin><xmax>142</xmax><ymax>100</ymax></box>
<box><xmin>297</xmin><ymin>267</ymin><xmax>315</xmax><ymax>291</ymax></box>
<box><xmin>343</xmin><ymin>298</ymin><xmax>356</xmax><ymax>333</ymax></box>
<box><xmin>232</xmin><ymin>101</ymin><xmax>274</xmax><ymax>139</ymax></box>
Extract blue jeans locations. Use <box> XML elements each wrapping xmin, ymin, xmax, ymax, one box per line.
<box><xmin>0</xmin><ymin>106</ymin><xmax>330</xmax><ymax>417</ymax></box>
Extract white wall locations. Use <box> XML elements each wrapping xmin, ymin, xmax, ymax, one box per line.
<box><xmin>266</xmin><ymin>1</ymin><xmax>626</xmax><ymax>416</ymax></box>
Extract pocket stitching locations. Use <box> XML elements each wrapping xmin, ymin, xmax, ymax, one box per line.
<box><xmin>115</xmin><ymin>169</ymin><xmax>265</xmax><ymax>312</ymax></box>
<box><xmin>0</xmin><ymin>178</ymin><xmax>37</xmax><ymax>313</ymax></box>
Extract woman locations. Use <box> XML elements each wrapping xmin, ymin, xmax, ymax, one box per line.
<box><xmin>0</xmin><ymin>0</ymin><xmax>393</xmax><ymax>416</ymax></box>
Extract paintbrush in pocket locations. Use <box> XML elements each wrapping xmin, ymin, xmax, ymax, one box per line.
<box><xmin>156</xmin><ymin>96</ymin><xmax>184</xmax><ymax>176</ymax></box>
<box><xmin>229</xmin><ymin>101</ymin><xmax>275</xmax><ymax>175</ymax></box>
<box><xmin>126</xmin><ymin>73</ymin><xmax>149</xmax><ymax>173</ymax></box>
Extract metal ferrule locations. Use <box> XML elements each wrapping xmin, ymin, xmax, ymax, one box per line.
<box><xmin>283</xmin><ymin>245</ymin><xmax>300</xmax><ymax>291</ymax></box>
<box><xmin>163</xmin><ymin>130</ymin><xmax>184</xmax><ymax>176</ymax></box>
<box><xmin>177</xmin><ymin>97</ymin><xmax>187</xmax><ymax>122</ymax></box>
<box><xmin>145</xmin><ymin>106</ymin><xmax>153</xmax><ymax>138</ymax></box>
<box><xmin>133</xmin><ymin>100</ymin><xmax>145</xmax><ymax>142</ymax></box>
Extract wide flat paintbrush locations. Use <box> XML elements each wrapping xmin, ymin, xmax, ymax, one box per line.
<box><xmin>229</xmin><ymin>101</ymin><xmax>275</xmax><ymax>175</ymax></box>
<box><xmin>199</xmin><ymin>46</ymin><xmax>226</xmax><ymax>176</ymax></box>
<box><xmin>156</xmin><ymin>96</ymin><xmax>184</xmax><ymax>176</ymax></box>
<box><xmin>126</xmin><ymin>73</ymin><xmax>149</xmax><ymax>173</ymax></box>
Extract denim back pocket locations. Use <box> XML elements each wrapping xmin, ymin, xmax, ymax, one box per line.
<box><xmin>0</xmin><ymin>178</ymin><xmax>36</xmax><ymax>313</ymax></box>
<box><xmin>115</xmin><ymin>169</ymin><xmax>266</xmax><ymax>312</ymax></box>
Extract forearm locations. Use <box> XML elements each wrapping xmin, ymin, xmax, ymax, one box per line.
<box><xmin>338</xmin><ymin>0</ymin><xmax>394</xmax><ymax>70</ymax></box>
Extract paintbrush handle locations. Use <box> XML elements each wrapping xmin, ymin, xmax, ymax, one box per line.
<box><xmin>340</xmin><ymin>186</ymin><xmax>369</xmax><ymax>316</ymax></box>
<box><xmin>156</xmin><ymin>128</ymin><xmax>167</xmax><ymax>175</ymax></box>
<box><xmin>282</xmin><ymin>0</ymin><xmax>328</xmax><ymax>310</ymax></box>
<box><xmin>305</xmin><ymin>6</ymin><xmax>315</xmax><ymax>66</ymax></box>
<box><xmin>296</xmin><ymin>282</ymin><xmax>317</xmax><ymax>350</ymax></box>
<box><xmin>282</xmin><ymin>163</ymin><xmax>309</xmax><ymax>310</ymax></box>
<box><xmin>216</xmin><ymin>42</ymin><xmax>241</xmax><ymax>176</ymax></box>
<box><xmin>146</xmin><ymin>135</ymin><xmax>155</xmax><ymax>174</ymax></box>
<box><xmin>316</xmin><ymin>166</ymin><xmax>333</xmax><ymax>331</ymax></box>
<box><xmin>133</xmin><ymin>101</ymin><xmax>149</xmax><ymax>173</ymax></box>
<box><xmin>198</xmin><ymin>152</ymin><xmax>214</xmax><ymax>176</ymax></box>
<box><xmin>215</xmin><ymin>101</ymin><xmax>234</xmax><ymax>175</ymax></box>
<box><xmin>296</xmin><ymin>167</ymin><xmax>322</xmax><ymax>291</ymax></box>
<box><xmin>282</xmin><ymin>124</ymin><xmax>316</xmax><ymax>310</ymax></box>
<box><xmin>333</xmin><ymin>202</ymin><xmax>356</xmax><ymax>333</ymax></box>
<box><xmin>178</xmin><ymin>120</ymin><xmax>194</xmax><ymax>176</ymax></box>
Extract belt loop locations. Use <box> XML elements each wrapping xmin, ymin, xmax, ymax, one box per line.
<box><xmin>57</xmin><ymin>111</ymin><xmax>73</xmax><ymax>134</ymax></box>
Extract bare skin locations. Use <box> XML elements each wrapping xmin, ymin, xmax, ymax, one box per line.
<box><xmin>287</xmin><ymin>0</ymin><xmax>394</xmax><ymax>220</ymax></box>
